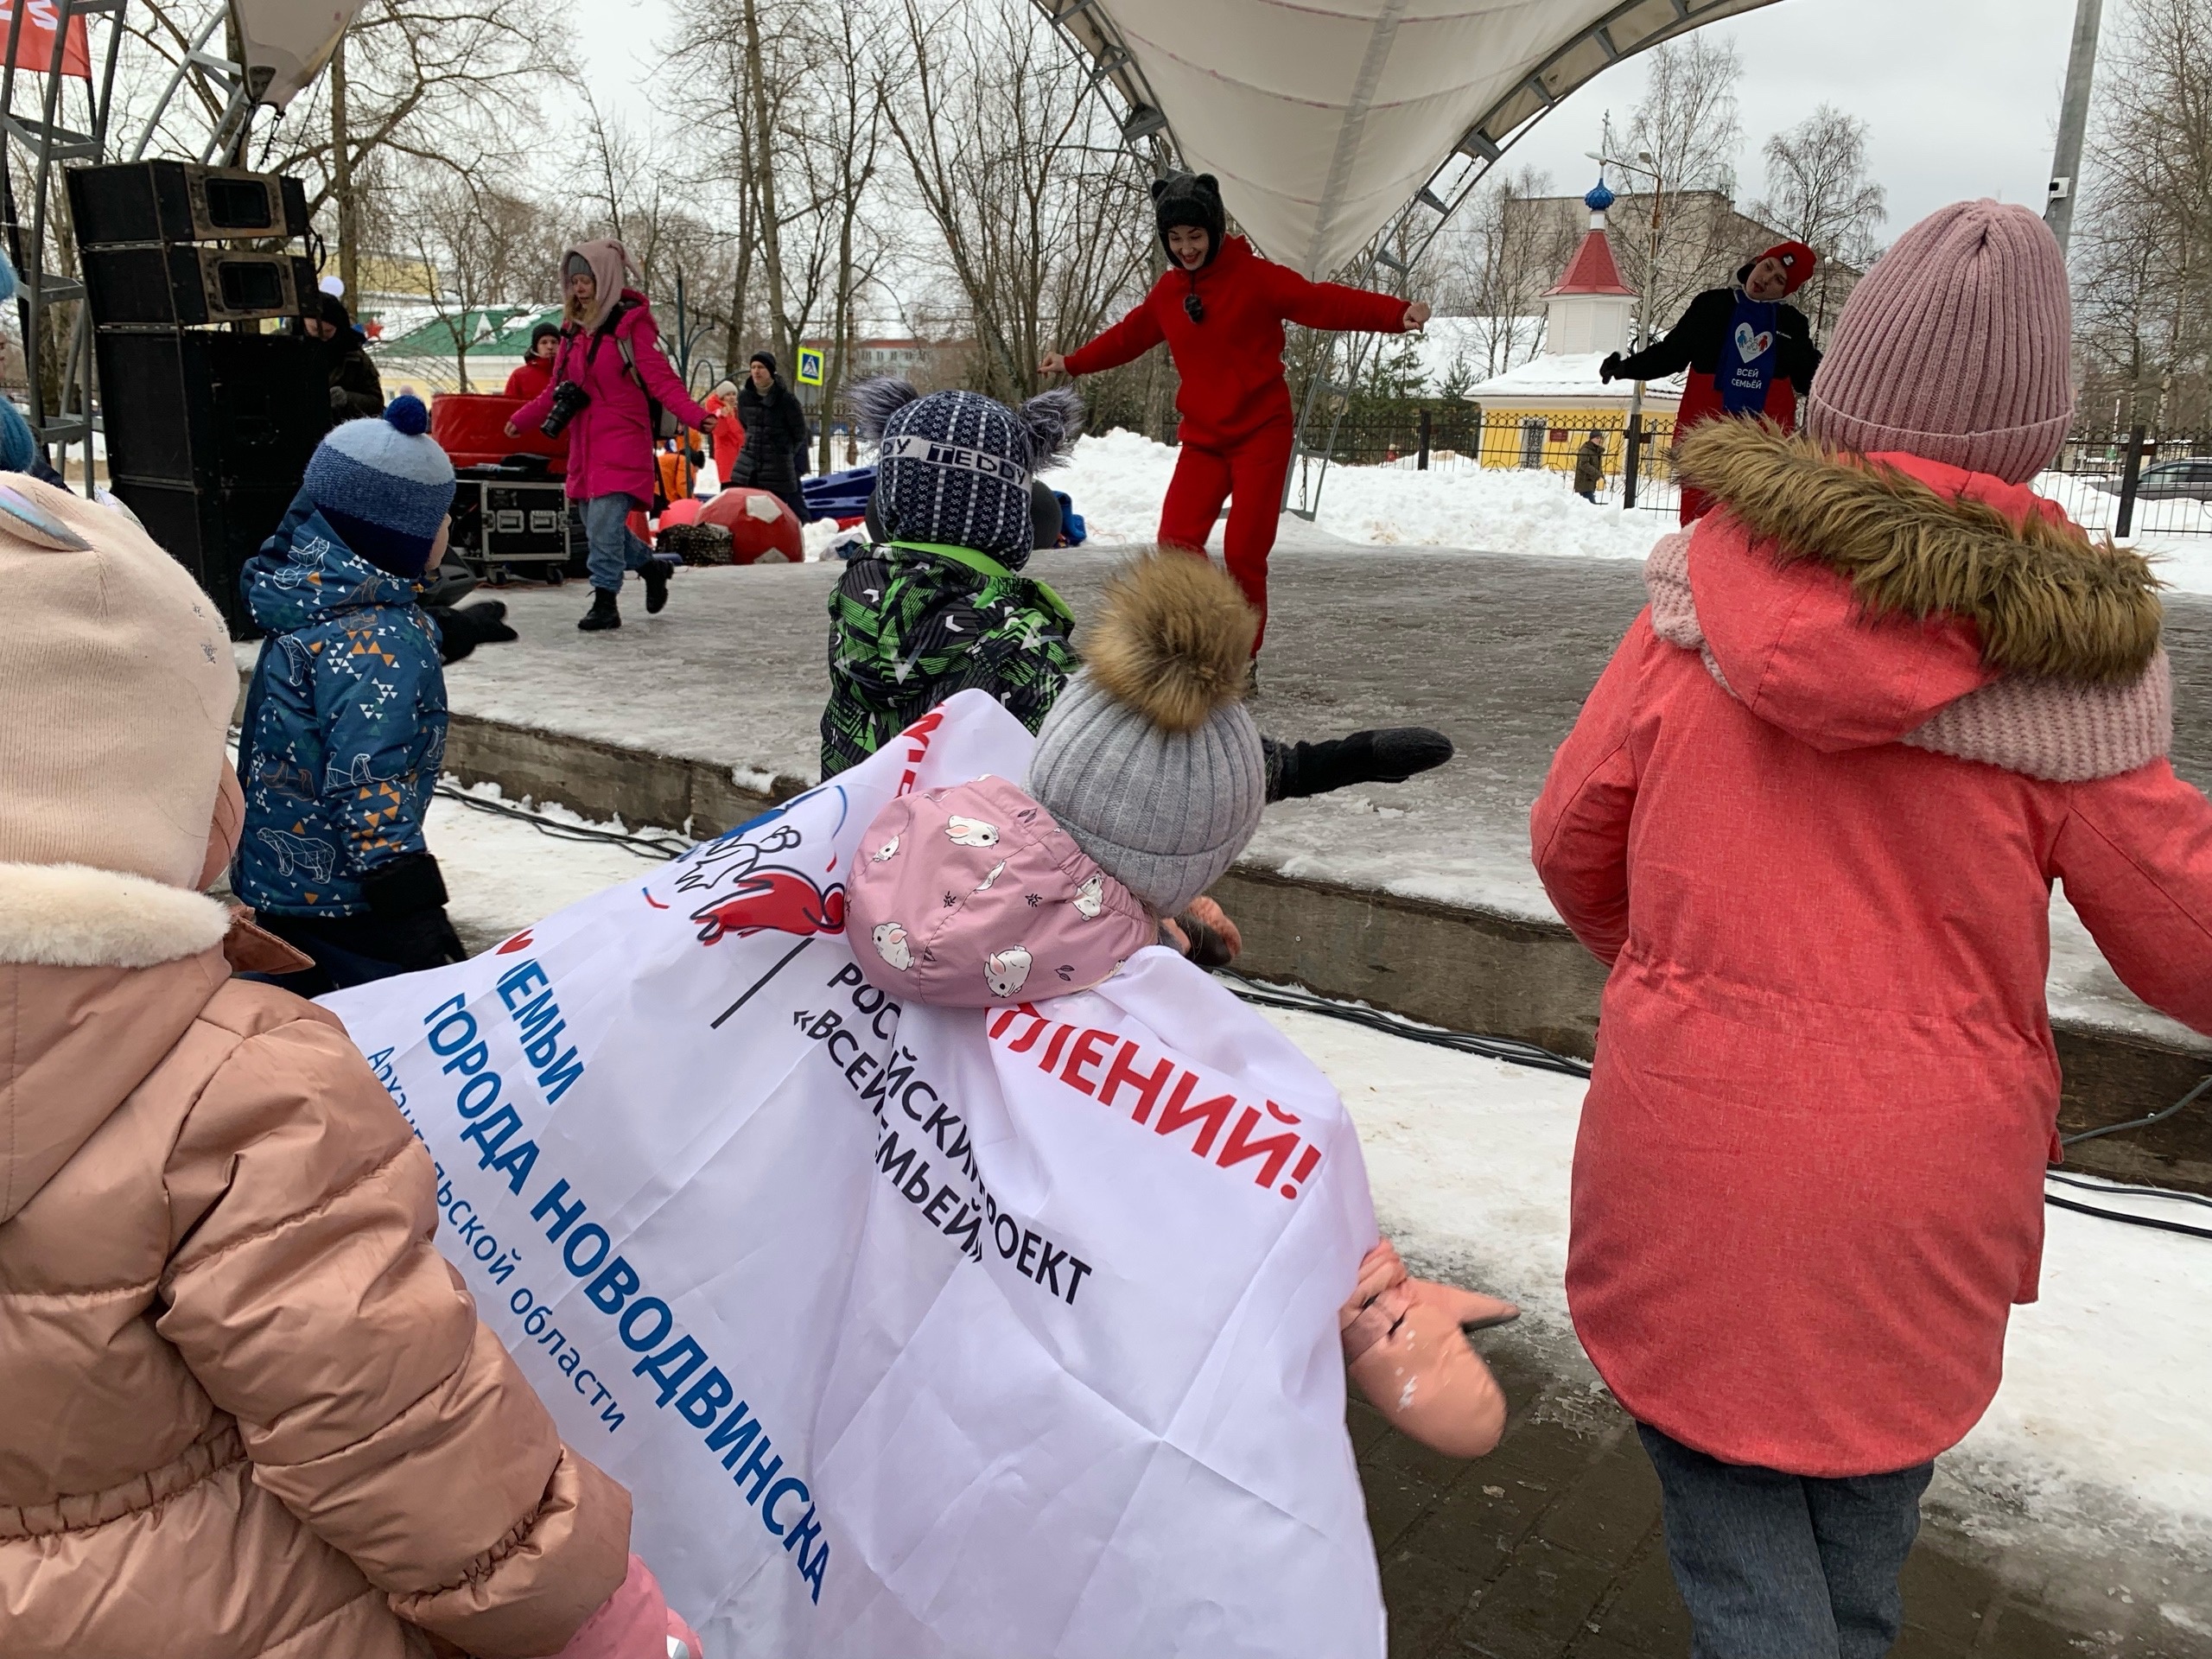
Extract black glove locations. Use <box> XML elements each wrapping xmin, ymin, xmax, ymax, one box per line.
<box><xmin>360</xmin><ymin>852</ymin><xmax>467</xmax><ymax>970</ymax></box>
<box><xmin>1267</xmin><ymin>728</ymin><xmax>1454</xmax><ymax>802</ymax></box>
<box><xmin>424</xmin><ymin>600</ymin><xmax>518</xmax><ymax>664</ymax></box>
<box><xmin>1599</xmin><ymin>352</ymin><xmax>1623</xmax><ymax>385</ymax></box>
<box><xmin>1173</xmin><ymin>910</ymin><xmax>1237</xmax><ymax>969</ymax></box>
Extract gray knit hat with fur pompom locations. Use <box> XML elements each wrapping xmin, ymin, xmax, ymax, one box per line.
<box><xmin>1027</xmin><ymin>552</ymin><xmax>1264</xmax><ymax>917</ymax></box>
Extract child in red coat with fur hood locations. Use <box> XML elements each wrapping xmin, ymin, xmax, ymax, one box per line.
<box><xmin>1535</xmin><ymin>200</ymin><xmax>2212</xmax><ymax>1656</ymax></box>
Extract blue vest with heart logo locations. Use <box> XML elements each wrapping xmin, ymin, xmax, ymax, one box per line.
<box><xmin>1721</xmin><ymin>294</ymin><xmax>1781</xmax><ymax>414</ymax></box>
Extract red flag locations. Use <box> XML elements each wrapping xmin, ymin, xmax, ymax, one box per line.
<box><xmin>0</xmin><ymin>1</ymin><xmax>92</xmax><ymax>79</ymax></box>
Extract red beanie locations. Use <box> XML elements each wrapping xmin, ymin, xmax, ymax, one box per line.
<box><xmin>1747</xmin><ymin>241</ymin><xmax>1816</xmax><ymax>296</ymax></box>
<box><xmin>1802</xmin><ymin>200</ymin><xmax>2074</xmax><ymax>486</ymax></box>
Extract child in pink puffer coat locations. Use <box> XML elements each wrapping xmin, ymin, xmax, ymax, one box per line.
<box><xmin>0</xmin><ymin>477</ymin><xmax>696</xmax><ymax>1659</ymax></box>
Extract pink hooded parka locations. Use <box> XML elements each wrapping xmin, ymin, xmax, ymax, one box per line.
<box><xmin>1531</xmin><ymin>418</ymin><xmax>2212</xmax><ymax>1477</ymax></box>
<box><xmin>512</xmin><ymin>242</ymin><xmax>709</xmax><ymax>505</ymax></box>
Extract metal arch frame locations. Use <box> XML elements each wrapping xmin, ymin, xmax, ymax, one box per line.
<box><xmin>1028</xmin><ymin>0</ymin><xmax>1184</xmax><ymax>170</ymax></box>
<box><xmin>126</xmin><ymin>3</ymin><xmax>258</xmax><ymax>167</ymax></box>
<box><xmin>1360</xmin><ymin>0</ymin><xmax>1789</xmax><ymax>291</ymax></box>
<box><xmin>1025</xmin><ymin>0</ymin><xmax>1788</xmax><ymax>508</ymax></box>
<box><xmin>1</xmin><ymin>0</ymin><xmax>126</xmax><ymax>486</ymax></box>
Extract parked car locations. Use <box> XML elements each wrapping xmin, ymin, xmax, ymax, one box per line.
<box><xmin>2083</xmin><ymin>457</ymin><xmax>2212</xmax><ymax>500</ymax></box>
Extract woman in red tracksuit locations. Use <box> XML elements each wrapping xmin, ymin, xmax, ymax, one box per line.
<box><xmin>1041</xmin><ymin>173</ymin><xmax>1427</xmax><ymax>654</ymax></box>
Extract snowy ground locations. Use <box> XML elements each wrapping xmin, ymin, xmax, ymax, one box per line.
<box><xmin>1038</xmin><ymin>429</ymin><xmax>2212</xmax><ymax>584</ymax></box>
<box><xmin>419</xmin><ymin>785</ymin><xmax>2212</xmax><ymax>1610</ymax></box>
<box><xmin>1052</xmin><ymin>429</ymin><xmax>1664</xmax><ymax>563</ymax></box>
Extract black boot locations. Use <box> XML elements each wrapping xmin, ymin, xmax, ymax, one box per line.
<box><xmin>641</xmin><ymin>557</ymin><xmax>671</xmax><ymax>614</ymax></box>
<box><xmin>1266</xmin><ymin>728</ymin><xmax>1454</xmax><ymax>801</ymax></box>
<box><xmin>577</xmin><ymin>588</ymin><xmax>621</xmax><ymax>632</ymax></box>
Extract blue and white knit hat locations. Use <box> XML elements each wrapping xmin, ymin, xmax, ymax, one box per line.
<box><xmin>848</xmin><ymin>378</ymin><xmax>1083</xmax><ymax>569</ymax></box>
<box><xmin>302</xmin><ymin>393</ymin><xmax>456</xmax><ymax>578</ymax></box>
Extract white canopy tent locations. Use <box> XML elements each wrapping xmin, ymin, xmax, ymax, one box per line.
<box><xmin>1039</xmin><ymin>0</ymin><xmax>1788</xmax><ymax>277</ymax></box>
<box><xmin>229</xmin><ymin>0</ymin><xmax>378</xmax><ymax>111</ymax></box>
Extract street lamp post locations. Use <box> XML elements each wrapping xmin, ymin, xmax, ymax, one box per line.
<box><xmin>1589</xmin><ymin>147</ymin><xmax>1664</xmax><ymax>508</ymax></box>
<box><xmin>2045</xmin><ymin>0</ymin><xmax>2104</xmax><ymax>257</ymax></box>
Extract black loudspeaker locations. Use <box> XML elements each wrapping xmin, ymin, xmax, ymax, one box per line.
<box><xmin>97</xmin><ymin>331</ymin><xmax>331</xmax><ymax>630</ymax></box>
<box><xmin>81</xmin><ymin>245</ymin><xmax>316</xmax><ymax>327</ymax></box>
<box><xmin>68</xmin><ymin>160</ymin><xmax>309</xmax><ymax>249</ymax></box>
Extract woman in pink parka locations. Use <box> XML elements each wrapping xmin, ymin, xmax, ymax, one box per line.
<box><xmin>510</xmin><ymin>240</ymin><xmax>709</xmax><ymax>634</ymax></box>
<box><xmin>1532</xmin><ymin>200</ymin><xmax>2212</xmax><ymax>1656</ymax></box>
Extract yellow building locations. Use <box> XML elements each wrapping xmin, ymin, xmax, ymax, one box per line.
<box><xmin>1464</xmin><ymin>184</ymin><xmax>1681</xmax><ymax>483</ymax></box>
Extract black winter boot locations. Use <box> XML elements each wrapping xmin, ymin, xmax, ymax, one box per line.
<box><xmin>641</xmin><ymin>557</ymin><xmax>671</xmax><ymax>614</ymax></box>
<box><xmin>1267</xmin><ymin>728</ymin><xmax>1454</xmax><ymax>801</ymax></box>
<box><xmin>577</xmin><ymin>588</ymin><xmax>621</xmax><ymax>632</ymax></box>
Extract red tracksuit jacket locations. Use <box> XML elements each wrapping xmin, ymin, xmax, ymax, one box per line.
<box><xmin>1065</xmin><ymin>236</ymin><xmax>1408</xmax><ymax>448</ymax></box>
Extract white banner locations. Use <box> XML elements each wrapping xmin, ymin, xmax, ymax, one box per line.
<box><xmin>323</xmin><ymin>691</ymin><xmax>1385</xmax><ymax>1658</ymax></box>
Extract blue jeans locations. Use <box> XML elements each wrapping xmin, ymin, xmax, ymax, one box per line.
<box><xmin>1637</xmin><ymin>1423</ymin><xmax>1934</xmax><ymax>1659</ymax></box>
<box><xmin>582</xmin><ymin>492</ymin><xmax>653</xmax><ymax>594</ymax></box>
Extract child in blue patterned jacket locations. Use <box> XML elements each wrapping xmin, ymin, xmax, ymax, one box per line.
<box><xmin>233</xmin><ymin>395</ymin><xmax>467</xmax><ymax>991</ymax></box>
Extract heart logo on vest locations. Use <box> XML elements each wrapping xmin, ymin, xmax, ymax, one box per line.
<box><xmin>1735</xmin><ymin>321</ymin><xmax>1775</xmax><ymax>363</ymax></box>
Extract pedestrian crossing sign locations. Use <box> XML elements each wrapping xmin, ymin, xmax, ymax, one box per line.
<box><xmin>797</xmin><ymin>347</ymin><xmax>825</xmax><ymax>385</ymax></box>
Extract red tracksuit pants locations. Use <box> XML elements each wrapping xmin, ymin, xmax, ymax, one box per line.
<box><xmin>1155</xmin><ymin>420</ymin><xmax>1295</xmax><ymax>652</ymax></box>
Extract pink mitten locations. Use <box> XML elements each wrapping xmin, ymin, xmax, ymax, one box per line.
<box><xmin>552</xmin><ymin>1554</ymin><xmax>699</xmax><ymax>1659</ymax></box>
<box><xmin>1339</xmin><ymin>1238</ymin><xmax>1510</xmax><ymax>1459</ymax></box>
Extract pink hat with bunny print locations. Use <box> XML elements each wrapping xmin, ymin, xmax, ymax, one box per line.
<box><xmin>847</xmin><ymin>774</ymin><xmax>1154</xmax><ymax>1007</ymax></box>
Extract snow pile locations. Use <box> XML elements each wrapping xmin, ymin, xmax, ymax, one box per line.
<box><xmin>1053</xmin><ymin>428</ymin><xmax>1663</xmax><ymax>563</ymax></box>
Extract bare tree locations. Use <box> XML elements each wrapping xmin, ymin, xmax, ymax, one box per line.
<box><xmin>667</xmin><ymin>0</ymin><xmax>831</xmax><ymax>373</ymax></box>
<box><xmin>60</xmin><ymin>3</ymin><xmax>565</xmax><ymax>319</ymax></box>
<box><xmin>1430</xmin><ymin>166</ymin><xmax>1573</xmax><ymax>375</ymax></box>
<box><xmin>881</xmin><ymin>0</ymin><xmax>1154</xmax><ymax>402</ymax></box>
<box><xmin>797</xmin><ymin>0</ymin><xmax>888</xmax><ymax>468</ymax></box>
<box><xmin>1613</xmin><ymin>35</ymin><xmax>1745</xmax><ymax>338</ymax></box>
<box><xmin>1752</xmin><ymin>105</ymin><xmax>1886</xmax><ymax>334</ymax></box>
<box><xmin>2074</xmin><ymin>0</ymin><xmax>2212</xmax><ymax>433</ymax></box>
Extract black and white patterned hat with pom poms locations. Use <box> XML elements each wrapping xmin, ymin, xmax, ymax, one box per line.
<box><xmin>846</xmin><ymin>376</ymin><xmax>1084</xmax><ymax>569</ymax></box>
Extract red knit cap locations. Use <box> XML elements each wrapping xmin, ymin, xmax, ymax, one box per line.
<box><xmin>1802</xmin><ymin>200</ymin><xmax>2073</xmax><ymax>485</ymax></box>
<box><xmin>1748</xmin><ymin>240</ymin><xmax>1815</xmax><ymax>296</ymax></box>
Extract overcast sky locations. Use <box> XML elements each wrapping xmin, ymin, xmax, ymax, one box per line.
<box><xmin>572</xmin><ymin>0</ymin><xmax>2093</xmax><ymax>249</ymax></box>
<box><xmin>1504</xmin><ymin>0</ymin><xmax>2088</xmax><ymax>237</ymax></box>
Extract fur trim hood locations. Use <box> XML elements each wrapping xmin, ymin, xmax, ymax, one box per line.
<box><xmin>1657</xmin><ymin>420</ymin><xmax>2172</xmax><ymax>779</ymax></box>
<box><xmin>1676</xmin><ymin>418</ymin><xmax>2161</xmax><ymax>684</ymax></box>
<box><xmin>0</xmin><ymin>861</ymin><xmax>229</xmax><ymax>969</ymax></box>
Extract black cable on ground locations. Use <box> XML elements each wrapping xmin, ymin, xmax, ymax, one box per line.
<box><xmin>2048</xmin><ymin>1171</ymin><xmax>2212</xmax><ymax>1211</ymax></box>
<box><xmin>2059</xmin><ymin>1073</ymin><xmax>2212</xmax><ymax>1147</ymax></box>
<box><xmin>2044</xmin><ymin>1077</ymin><xmax>2212</xmax><ymax>1242</ymax></box>
<box><xmin>2044</xmin><ymin>1192</ymin><xmax>2212</xmax><ymax>1242</ymax></box>
<box><xmin>431</xmin><ymin>784</ymin><xmax>692</xmax><ymax>861</ymax></box>
<box><xmin>1212</xmin><ymin>967</ymin><xmax>1594</xmax><ymax>1081</ymax></box>
<box><xmin>1225</xmin><ymin>964</ymin><xmax>2211</xmax><ymax>1246</ymax></box>
<box><xmin>234</xmin><ymin>734</ymin><xmax>2212</xmax><ymax>1243</ymax></box>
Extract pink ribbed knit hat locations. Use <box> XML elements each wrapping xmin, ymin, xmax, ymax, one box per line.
<box><xmin>1802</xmin><ymin>200</ymin><xmax>2074</xmax><ymax>485</ymax></box>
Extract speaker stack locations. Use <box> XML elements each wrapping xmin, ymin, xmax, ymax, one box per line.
<box><xmin>67</xmin><ymin>160</ymin><xmax>332</xmax><ymax>632</ymax></box>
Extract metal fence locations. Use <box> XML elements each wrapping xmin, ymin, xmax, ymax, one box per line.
<box><xmin>2037</xmin><ymin>431</ymin><xmax>2212</xmax><ymax>541</ymax></box>
<box><xmin>1290</xmin><ymin>407</ymin><xmax>1683</xmax><ymax>517</ymax></box>
<box><xmin>1291</xmin><ymin>410</ymin><xmax>2212</xmax><ymax>537</ymax></box>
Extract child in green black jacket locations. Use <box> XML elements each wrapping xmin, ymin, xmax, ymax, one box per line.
<box><xmin>820</xmin><ymin>380</ymin><xmax>1459</xmax><ymax>959</ymax></box>
<box><xmin>822</xmin><ymin>381</ymin><xmax>1082</xmax><ymax>777</ymax></box>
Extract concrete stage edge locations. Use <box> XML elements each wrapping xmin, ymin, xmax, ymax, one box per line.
<box><xmin>441</xmin><ymin>708</ymin><xmax>2212</xmax><ymax>1195</ymax></box>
